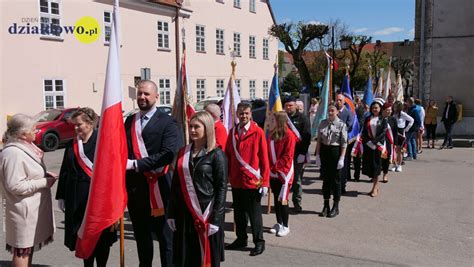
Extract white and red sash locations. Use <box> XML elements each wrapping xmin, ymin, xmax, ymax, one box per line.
<box><xmin>177</xmin><ymin>145</ymin><xmax>213</xmax><ymax>267</ymax></box>
<box><xmin>351</xmin><ymin>134</ymin><xmax>364</xmax><ymax>157</ymax></box>
<box><xmin>366</xmin><ymin>118</ymin><xmax>388</xmax><ymax>159</ymax></box>
<box><xmin>231</xmin><ymin>127</ymin><xmax>262</xmax><ymax>186</ymax></box>
<box><xmin>131</xmin><ymin>112</ymin><xmax>168</xmax><ymax>217</ymax></box>
<box><xmin>269</xmin><ymin>139</ymin><xmax>293</xmax><ymax>204</ymax></box>
<box><xmin>73</xmin><ymin>137</ymin><xmax>93</xmax><ymax>178</ymax></box>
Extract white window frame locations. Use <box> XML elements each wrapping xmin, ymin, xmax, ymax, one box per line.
<box><xmin>235</xmin><ymin>79</ymin><xmax>241</xmax><ymax>96</ymax></box>
<box><xmin>263</xmin><ymin>80</ymin><xmax>269</xmax><ymax>99</ymax></box>
<box><xmin>216</xmin><ymin>29</ymin><xmax>225</xmax><ymax>55</ymax></box>
<box><xmin>103</xmin><ymin>11</ymin><xmax>112</xmax><ymax>44</ymax></box>
<box><xmin>263</xmin><ymin>38</ymin><xmax>269</xmax><ymax>60</ymax></box>
<box><xmin>43</xmin><ymin>79</ymin><xmax>65</xmax><ymax>109</ymax></box>
<box><xmin>157</xmin><ymin>21</ymin><xmax>170</xmax><ymax>50</ymax></box>
<box><xmin>216</xmin><ymin>79</ymin><xmax>225</xmax><ymax>97</ymax></box>
<box><xmin>249</xmin><ymin>0</ymin><xmax>256</xmax><ymax>13</ymax></box>
<box><xmin>234</xmin><ymin>0</ymin><xmax>241</xmax><ymax>8</ymax></box>
<box><xmin>249</xmin><ymin>80</ymin><xmax>256</xmax><ymax>99</ymax></box>
<box><xmin>233</xmin><ymin>32</ymin><xmax>241</xmax><ymax>57</ymax></box>
<box><xmin>196</xmin><ymin>25</ymin><xmax>206</xmax><ymax>53</ymax></box>
<box><xmin>159</xmin><ymin>78</ymin><xmax>171</xmax><ymax>104</ymax></box>
<box><xmin>39</xmin><ymin>0</ymin><xmax>62</xmax><ymax>38</ymax></box>
<box><xmin>249</xmin><ymin>35</ymin><xmax>256</xmax><ymax>58</ymax></box>
<box><xmin>196</xmin><ymin>79</ymin><xmax>206</xmax><ymax>101</ymax></box>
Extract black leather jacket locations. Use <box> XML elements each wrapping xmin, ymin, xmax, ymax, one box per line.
<box><xmin>169</xmin><ymin>147</ymin><xmax>228</xmax><ymax>226</ymax></box>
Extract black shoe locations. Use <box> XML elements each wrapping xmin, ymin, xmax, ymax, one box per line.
<box><xmin>226</xmin><ymin>239</ymin><xmax>247</xmax><ymax>250</ymax></box>
<box><xmin>249</xmin><ymin>243</ymin><xmax>265</xmax><ymax>256</ymax></box>
<box><xmin>293</xmin><ymin>204</ymin><xmax>302</xmax><ymax>213</ymax></box>
<box><xmin>327</xmin><ymin>202</ymin><xmax>339</xmax><ymax>218</ymax></box>
<box><xmin>439</xmin><ymin>145</ymin><xmax>445</xmax><ymax>150</ymax></box>
<box><xmin>320</xmin><ymin>205</ymin><xmax>329</xmax><ymax>217</ymax></box>
<box><xmin>447</xmin><ymin>145</ymin><xmax>453</xmax><ymax>149</ymax></box>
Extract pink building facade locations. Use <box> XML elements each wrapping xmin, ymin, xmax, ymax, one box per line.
<box><xmin>0</xmin><ymin>0</ymin><xmax>278</xmax><ymax>136</ymax></box>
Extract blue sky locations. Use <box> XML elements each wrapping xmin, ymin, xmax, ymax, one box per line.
<box><xmin>270</xmin><ymin>0</ymin><xmax>416</xmax><ymax>42</ymax></box>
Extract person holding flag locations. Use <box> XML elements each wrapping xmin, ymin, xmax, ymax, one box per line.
<box><xmin>267</xmin><ymin>111</ymin><xmax>297</xmax><ymax>237</ymax></box>
<box><xmin>56</xmin><ymin>108</ymin><xmax>117</xmax><ymax>267</ymax></box>
<box><xmin>168</xmin><ymin>111</ymin><xmax>228</xmax><ymax>267</ymax></box>
<box><xmin>124</xmin><ymin>80</ymin><xmax>179</xmax><ymax>267</ymax></box>
<box><xmin>225</xmin><ymin>102</ymin><xmax>269</xmax><ymax>256</ymax></box>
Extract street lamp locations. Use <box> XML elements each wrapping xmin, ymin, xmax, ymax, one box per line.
<box><xmin>323</xmin><ymin>26</ymin><xmax>351</xmax><ymax>101</ymax></box>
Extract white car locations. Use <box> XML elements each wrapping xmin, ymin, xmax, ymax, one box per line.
<box><xmin>194</xmin><ymin>97</ymin><xmax>223</xmax><ymax>111</ymax></box>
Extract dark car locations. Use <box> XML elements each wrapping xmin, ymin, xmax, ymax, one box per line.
<box><xmin>34</xmin><ymin>108</ymin><xmax>78</xmax><ymax>151</ymax></box>
<box><xmin>250</xmin><ymin>99</ymin><xmax>267</xmax><ymax>128</ymax></box>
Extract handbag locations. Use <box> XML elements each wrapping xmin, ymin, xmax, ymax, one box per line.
<box><xmin>397</xmin><ymin>133</ymin><xmax>406</xmax><ymax>144</ymax></box>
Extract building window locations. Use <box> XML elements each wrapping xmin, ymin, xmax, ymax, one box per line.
<box><xmin>39</xmin><ymin>0</ymin><xmax>61</xmax><ymax>37</ymax></box>
<box><xmin>44</xmin><ymin>79</ymin><xmax>65</xmax><ymax>109</ymax></box>
<box><xmin>249</xmin><ymin>0</ymin><xmax>256</xmax><ymax>13</ymax></box>
<box><xmin>196</xmin><ymin>25</ymin><xmax>205</xmax><ymax>52</ymax></box>
<box><xmin>249</xmin><ymin>80</ymin><xmax>256</xmax><ymax>99</ymax></box>
<box><xmin>263</xmin><ymin>80</ymin><xmax>269</xmax><ymax>99</ymax></box>
<box><xmin>216</xmin><ymin>79</ymin><xmax>225</xmax><ymax>97</ymax></box>
<box><xmin>235</xmin><ymin>79</ymin><xmax>241</xmax><ymax>96</ymax></box>
<box><xmin>157</xmin><ymin>21</ymin><xmax>170</xmax><ymax>49</ymax></box>
<box><xmin>234</xmin><ymin>0</ymin><xmax>240</xmax><ymax>8</ymax></box>
<box><xmin>103</xmin><ymin>11</ymin><xmax>111</xmax><ymax>44</ymax></box>
<box><xmin>263</xmin><ymin>38</ymin><xmax>269</xmax><ymax>60</ymax></box>
<box><xmin>233</xmin><ymin>33</ymin><xmax>241</xmax><ymax>57</ymax></box>
<box><xmin>216</xmin><ymin>29</ymin><xmax>224</xmax><ymax>55</ymax></box>
<box><xmin>249</xmin><ymin>36</ymin><xmax>256</xmax><ymax>58</ymax></box>
<box><xmin>159</xmin><ymin>79</ymin><xmax>171</xmax><ymax>104</ymax></box>
<box><xmin>196</xmin><ymin>79</ymin><xmax>206</xmax><ymax>101</ymax></box>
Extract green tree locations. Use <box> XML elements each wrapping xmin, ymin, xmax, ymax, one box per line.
<box><xmin>281</xmin><ymin>72</ymin><xmax>301</xmax><ymax>95</ymax></box>
<box><xmin>269</xmin><ymin>22</ymin><xmax>328</xmax><ymax>95</ymax></box>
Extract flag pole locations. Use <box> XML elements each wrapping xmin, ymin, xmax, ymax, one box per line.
<box><xmin>120</xmin><ymin>216</ymin><xmax>124</xmax><ymax>267</ymax></box>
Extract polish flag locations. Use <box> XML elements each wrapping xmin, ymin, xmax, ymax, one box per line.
<box><xmin>75</xmin><ymin>1</ymin><xmax>127</xmax><ymax>259</ymax></box>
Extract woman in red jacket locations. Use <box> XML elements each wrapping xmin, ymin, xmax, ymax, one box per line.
<box><xmin>267</xmin><ymin>111</ymin><xmax>297</xmax><ymax>237</ymax></box>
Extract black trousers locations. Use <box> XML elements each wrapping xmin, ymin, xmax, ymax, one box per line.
<box><xmin>353</xmin><ymin>156</ymin><xmax>362</xmax><ymax>180</ymax></box>
<box><xmin>83</xmin><ymin>229</ymin><xmax>113</xmax><ymax>267</ymax></box>
<box><xmin>127</xmin><ymin>174</ymin><xmax>173</xmax><ymax>267</ymax></box>
<box><xmin>232</xmin><ymin>188</ymin><xmax>265</xmax><ymax>246</ymax></box>
<box><xmin>425</xmin><ymin>123</ymin><xmax>437</xmax><ymax>140</ymax></box>
<box><xmin>340</xmin><ymin>142</ymin><xmax>355</xmax><ymax>189</ymax></box>
<box><xmin>442</xmin><ymin>121</ymin><xmax>454</xmax><ymax>146</ymax></box>
<box><xmin>320</xmin><ymin>144</ymin><xmax>341</xmax><ymax>202</ymax></box>
<box><xmin>270</xmin><ymin>179</ymin><xmax>290</xmax><ymax>227</ymax></box>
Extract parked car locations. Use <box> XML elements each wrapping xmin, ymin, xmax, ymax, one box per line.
<box><xmin>34</xmin><ymin>108</ymin><xmax>78</xmax><ymax>151</ymax></box>
<box><xmin>194</xmin><ymin>97</ymin><xmax>223</xmax><ymax>111</ymax></box>
<box><xmin>122</xmin><ymin>104</ymin><xmax>173</xmax><ymax>120</ymax></box>
<box><xmin>250</xmin><ymin>98</ymin><xmax>267</xmax><ymax>128</ymax></box>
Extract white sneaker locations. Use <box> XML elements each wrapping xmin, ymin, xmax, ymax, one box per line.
<box><xmin>269</xmin><ymin>223</ymin><xmax>281</xmax><ymax>234</ymax></box>
<box><xmin>390</xmin><ymin>166</ymin><xmax>397</xmax><ymax>172</ymax></box>
<box><xmin>277</xmin><ymin>226</ymin><xmax>290</xmax><ymax>237</ymax></box>
<box><xmin>395</xmin><ymin>166</ymin><xmax>402</xmax><ymax>172</ymax></box>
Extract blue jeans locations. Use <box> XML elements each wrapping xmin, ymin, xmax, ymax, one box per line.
<box><xmin>406</xmin><ymin>131</ymin><xmax>417</xmax><ymax>159</ymax></box>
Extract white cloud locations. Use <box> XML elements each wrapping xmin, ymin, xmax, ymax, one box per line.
<box><xmin>373</xmin><ymin>27</ymin><xmax>404</xmax><ymax>36</ymax></box>
<box><xmin>354</xmin><ymin>27</ymin><xmax>368</xmax><ymax>33</ymax></box>
<box><xmin>408</xmin><ymin>28</ymin><xmax>415</xmax><ymax>37</ymax></box>
<box><xmin>307</xmin><ymin>20</ymin><xmax>323</xmax><ymax>25</ymax></box>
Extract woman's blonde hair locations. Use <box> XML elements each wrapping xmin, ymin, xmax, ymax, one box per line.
<box><xmin>3</xmin><ymin>113</ymin><xmax>36</xmax><ymax>143</ymax></box>
<box><xmin>189</xmin><ymin>111</ymin><xmax>216</xmax><ymax>152</ymax></box>
<box><xmin>270</xmin><ymin>111</ymin><xmax>288</xmax><ymax>141</ymax></box>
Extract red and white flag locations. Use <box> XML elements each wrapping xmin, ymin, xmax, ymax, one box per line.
<box><xmin>172</xmin><ymin>47</ymin><xmax>195</xmax><ymax>145</ymax></box>
<box><xmin>75</xmin><ymin>1</ymin><xmax>127</xmax><ymax>259</ymax></box>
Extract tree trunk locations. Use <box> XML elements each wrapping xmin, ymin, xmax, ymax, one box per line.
<box><xmin>293</xmin><ymin>56</ymin><xmax>314</xmax><ymax>95</ymax></box>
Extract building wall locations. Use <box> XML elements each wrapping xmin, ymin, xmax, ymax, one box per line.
<box><xmin>0</xmin><ymin>0</ymin><xmax>277</xmax><ymax>136</ymax></box>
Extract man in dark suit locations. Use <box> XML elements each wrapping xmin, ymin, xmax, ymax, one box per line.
<box><xmin>284</xmin><ymin>96</ymin><xmax>311</xmax><ymax>213</ymax></box>
<box><xmin>335</xmin><ymin>93</ymin><xmax>354</xmax><ymax>193</ymax></box>
<box><xmin>124</xmin><ymin>80</ymin><xmax>178</xmax><ymax>267</ymax></box>
<box><xmin>440</xmin><ymin>95</ymin><xmax>458</xmax><ymax>149</ymax></box>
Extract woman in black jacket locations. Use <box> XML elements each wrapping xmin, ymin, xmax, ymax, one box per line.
<box><xmin>168</xmin><ymin>111</ymin><xmax>228</xmax><ymax>267</ymax></box>
<box><xmin>381</xmin><ymin>103</ymin><xmax>398</xmax><ymax>183</ymax></box>
<box><xmin>56</xmin><ymin>108</ymin><xmax>117</xmax><ymax>267</ymax></box>
<box><xmin>362</xmin><ymin>100</ymin><xmax>387</xmax><ymax>197</ymax></box>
